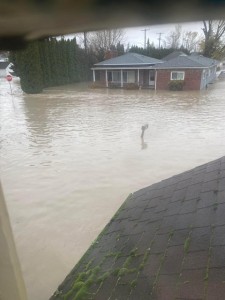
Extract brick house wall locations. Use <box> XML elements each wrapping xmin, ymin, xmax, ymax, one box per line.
<box><xmin>156</xmin><ymin>69</ymin><xmax>202</xmax><ymax>90</ymax></box>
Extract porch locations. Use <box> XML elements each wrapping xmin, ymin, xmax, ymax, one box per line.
<box><xmin>92</xmin><ymin>69</ymin><xmax>156</xmax><ymax>89</ymax></box>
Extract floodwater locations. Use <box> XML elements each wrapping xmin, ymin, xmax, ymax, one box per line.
<box><xmin>1</xmin><ymin>78</ymin><xmax>225</xmax><ymax>299</ymax></box>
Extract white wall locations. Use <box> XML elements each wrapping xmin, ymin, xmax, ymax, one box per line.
<box><xmin>0</xmin><ymin>183</ymin><xmax>27</xmax><ymax>300</ymax></box>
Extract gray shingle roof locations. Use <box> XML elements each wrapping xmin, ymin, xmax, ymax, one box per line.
<box><xmin>155</xmin><ymin>54</ymin><xmax>218</xmax><ymax>69</ymax></box>
<box><xmin>163</xmin><ymin>51</ymin><xmax>186</xmax><ymax>61</ymax></box>
<box><xmin>188</xmin><ymin>55</ymin><xmax>218</xmax><ymax>67</ymax></box>
<box><xmin>94</xmin><ymin>53</ymin><xmax>162</xmax><ymax>67</ymax></box>
<box><xmin>50</xmin><ymin>156</ymin><xmax>225</xmax><ymax>300</ymax></box>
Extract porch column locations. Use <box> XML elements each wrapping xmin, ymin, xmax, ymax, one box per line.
<box><xmin>93</xmin><ymin>70</ymin><xmax>96</xmax><ymax>82</ymax></box>
<box><xmin>137</xmin><ymin>69</ymin><xmax>140</xmax><ymax>86</ymax></box>
<box><xmin>0</xmin><ymin>182</ymin><xmax>27</xmax><ymax>300</ymax></box>
<box><xmin>105</xmin><ymin>70</ymin><xmax>108</xmax><ymax>87</ymax></box>
<box><xmin>121</xmin><ymin>70</ymin><xmax>123</xmax><ymax>87</ymax></box>
<box><xmin>155</xmin><ymin>70</ymin><xmax>157</xmax><ymax>90</ymax></box>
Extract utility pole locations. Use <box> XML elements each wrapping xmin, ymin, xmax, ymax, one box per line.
<box><xmin>141</xmin><ymin>28</ymin><xmax>150</xmax><ymax>49</ymax></box>
<box><xmin>83</xmin><ymin>31</ymin><xmax>88</xmax><ymax>80</ymax></box>
<box><xmin>157</xmin><ymin>32</ymin><xmax>164</xmax><ymax>49</ymax></box>
<box><xmin>83</xmin><ymin>31</ymin><xmax>87</xmax><ymax>54</ymax></box>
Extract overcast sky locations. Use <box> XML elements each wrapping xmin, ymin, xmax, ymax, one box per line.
<box><xmin>70</xmin><ymin>21</ymin><xmax>204</xmax><ymax>48</ymax></box>
<box><xmin>124</xmin><ymin>21</ymin><xmax>203</xmax><ymax>48</ymax></box>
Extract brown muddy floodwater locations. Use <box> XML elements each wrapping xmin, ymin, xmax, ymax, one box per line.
<box><xmin>1</xmin><ymin>78</ymin><xmax>225</xmax><ymax>299</ymax></box>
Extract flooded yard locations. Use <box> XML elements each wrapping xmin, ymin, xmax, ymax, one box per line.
<box><xmin>1</xmin><ymin>78</ymin><xmax>225</xmax><ymax>299</ymax></box>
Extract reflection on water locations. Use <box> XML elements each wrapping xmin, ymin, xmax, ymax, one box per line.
<box><xmin>141</xmin><ymin>137</ymin><xmax>148</xmax><ymax>150</ymax></box>
<box><xmin>1</xmin><ymin>78</ymin><xmax>225</xmax><ymax>299</ymax></box>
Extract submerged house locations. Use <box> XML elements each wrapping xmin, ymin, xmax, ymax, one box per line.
<box><xmin>91</xmin><ymin>52</ymin><xmax>162</xmax><ymax>89</ymax></box>
<box><xmin>155</xmin><ymin>54</ymin><xmax>218</xmax><ymax>90</ymax></box>
<box><xmin>92</xmin><ymin>52</ymin><xmax>218</xmax><ymax>91</ymax></box>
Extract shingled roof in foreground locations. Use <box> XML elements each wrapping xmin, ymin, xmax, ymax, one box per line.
<box><xmin>50</xmin><ymin>156</ymin><xmax>225</xmax><ymax>300</ymax></box>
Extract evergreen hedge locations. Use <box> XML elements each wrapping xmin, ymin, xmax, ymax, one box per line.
<box><xmin>9</xmin><ymin>38</ymin><xmax>93</xmax><ymax>94</ymax></box>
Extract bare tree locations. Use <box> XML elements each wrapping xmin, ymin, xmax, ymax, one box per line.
<box><xmin>165</xmin><ymin>24</ymin><xmax>182</xmax><ymax>48</ymax></box>
<box><xmin>202</xmin><ymin>20</ymin><xmax>225</xmax><ymax>59</ymax></box>
<box><xmin>182</xmin><ymin>31</ymin><xmax>201</xmax><ymax>52</ymax></box>
<box><xmin>88</xmin><ymin>29</ymin><xmax>125</xmax><ymax>60</ymax></box>
<box><xmin>165</xmin><ymin>25</ymin><xmax>202</xmax><ymax>53</ymax></box>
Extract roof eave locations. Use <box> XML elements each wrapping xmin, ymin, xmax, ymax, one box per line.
<box><xmin>155</xmin><ymin>66</ymin><xmax>206</xmax><ymax>69</ymax></box>
<box><xmin>94</xmin><ymin>62</ymin><xmax>162</xmax><ymax>67</ymax></box>
<box><xmin>92</xmin><ymin>66</ymin><xmax>158</xmax><ymax>70</ymax></box>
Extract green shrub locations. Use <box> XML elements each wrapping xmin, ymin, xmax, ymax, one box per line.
<box><xmin>168</xmin><ymin>80</ymin><xmax>185</xmax><ymax>91</ymax></box>
<box><xmin>124</xmin><ymin>83</ymin><xmax>139</xmax><ymax>90</ymax></box>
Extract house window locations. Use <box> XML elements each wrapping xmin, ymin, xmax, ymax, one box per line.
<box><xmin>122</xmin><ymin>71</ymin><xmax>135</xmax><ymax>83</ymax></box>
<box><xmin>123</xmin><ymin>71</ymin><xmax>128</xmax><ymax>83</ymax></box>
<box><xmin>171</xmin><ymin>71</ymin><xmax>185</xmax><ymax>80</ymax></box>
<box><xmin>112</xmin><ymin>71</ymin><xmax>121</xmax><ymax>82</ymax></box>
<box><xmin>127</xmin><ymin>71</ymin><xmax>135</xmax><ymax>83</ymax></box>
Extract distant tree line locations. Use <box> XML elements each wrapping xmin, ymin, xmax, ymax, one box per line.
<box><xmin>10</xmin><ymin>37</ymin><xmax>95</xmax><ymax>94</ymax></box>
<box><xmin>128</xmin><ymin>44</ymin><xmax>189</xmax><ymax>59</ymax></box>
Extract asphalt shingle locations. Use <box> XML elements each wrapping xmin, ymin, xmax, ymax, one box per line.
<box><xmin>94</xmin><ymin>52</ymin><xmax>162</xmax><ymax>67</ymax></box>
<box><xmin>50</xmin><ymin>156</ymin><xmax>225</xmax><ymax>300</ymax></box>
<box><xmin>155</xmin><ymin>54</ymin><xmax>218</xmax><ymax>69</ymax></box>
<box><xmin>162</xmin><ymin>51</ymin><xmax>186</xmax><ymax>61</ymax></box>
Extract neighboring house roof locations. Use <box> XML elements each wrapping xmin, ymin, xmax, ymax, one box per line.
<box><xmin>155</xmin><ymin>54</ymin><xmax>218</xmax><ymax>69</ymax></box>
<box><xmin>50</xmin><ymin>156</ymin><xmax>225</xmax><ymax>300</ymax></box>
<box><xmin>163</xmin><ymin>51</ymin><xmax>187</xmax><ymax>61</ymax></box>
<box><xmin>93</xmin><ymin>52</ymin><xmax>162</xmax><ymax>68</ymax></box>
<box><xmin>155</xmin><ymin>55</ymin><xmax>204</xmax><ymax>69</ymax></box>
<box><xmin>0</xmin><ymin>61</ymin><xmax>10</xmax><ymax>69</ymax></box>
<box><xmin>188</xmin><ymin>55</ymin><xmax>218</xmax><ymax>67</ymax></box>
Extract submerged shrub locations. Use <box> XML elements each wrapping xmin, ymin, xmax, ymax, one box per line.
<box><xmin>168</xmin><ymin>80</ymin><xmax>185</xmax><ymax>91</ymax></box>
<box><xmin>124</xmin><ymin>83</ymin><xmax>139</xmax><ymax>90</ymax></box>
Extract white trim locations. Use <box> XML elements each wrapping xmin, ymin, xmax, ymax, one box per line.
<box><xmin>155</xmin><ymin>70</ymin><xmax>157</xmax><ymax>90</ymax></box>
<box><xmin>137</xmin><ymin>69</ymin><xmax>139</xmax><ymax>85</ymax></box>
<box><xmin>93</xmin><ymin>70</ymin><xmax>95</xmax><ymax>82</ymax></box>
<box><xmin>95</xmin><ymin>62</ymin><xmax>163</xmax><ymax>66</ymax></box>
<box><xmin>156</xmin><ymin>66</ymin><xmax>214</xmax><ymax>70</ymax></box>
<box><xmin>91</xmin><ymin>66</ymin><xmax>156</xmax><ymax>70</ymax></box>
<box><xmin>121</xmin><ymin>70</ymin><xmax>123</xmax><ymax>87</ymax></box>
<box><xmin>105</xmin><ymin>70</ymin><xmax>108</xmax><ymax>87</ymax></box>
<box><xmin>92</xmin><ymin>65</ymin><xmax>217</xmax><ymax>71</ymax></box>
<box><xmin>170</xmin><ymin>71</ymin><xmax>185</xmax><ymax>80</ymax></box>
